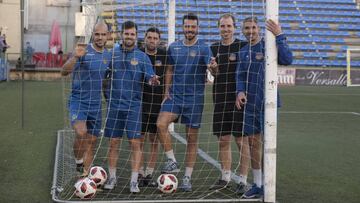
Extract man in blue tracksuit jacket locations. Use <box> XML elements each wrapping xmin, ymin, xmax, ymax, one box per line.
<box><xmin>235</xmin><ymin>17</ymin><xmax>293</xmax><ymax>198</ymax></box>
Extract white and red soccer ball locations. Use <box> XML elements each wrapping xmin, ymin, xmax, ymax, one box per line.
<box><xmin>74</xmin><ymin>177</ymin><xmax>97</xmax><ymax>199</ymax></box>
<box><xmin>157</xmin><ymin>174</ymin><xmax>178</xmax><ymax>194</ymax></box>
<box><xmin>88</xmin><ymin>166</ymin><xmax>108</xmax><ymax>187</ymax></box>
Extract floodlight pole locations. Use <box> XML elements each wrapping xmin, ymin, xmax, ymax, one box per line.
<box><xmin>20</xmin><ymin>0</ymin><xmax>25</xmax><ymax>129</ymax></box>
<box><xmin>264</xmin><ymin>0</ymin><xmax>279</xmax><ymax>202</ymax></box>
<box><xmin>168</xmin><ymin>0</ymin><xmax>176</xmax><ymax>45</ymax></box>
<box><xmin>168</xmin><ymin>0</ymin><xmax>175</xmax><ymax>132</ymax></box>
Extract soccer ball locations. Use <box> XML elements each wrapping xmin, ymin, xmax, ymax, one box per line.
<box><xmin>88</xmin><ymin>166</ymin><xmax>108</xmax><ymax>187</ymax></box>
<box><xmin>157</xmin><ymin>174</ymin><xmax>178</xmax><ymax>194</ymax></box>
<box><xmin>74</xmin><ymin>177</ymin><xmax>97</xmax><ymax>199</ymax></box>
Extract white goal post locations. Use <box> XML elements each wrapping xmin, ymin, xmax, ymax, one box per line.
<box><xmin>346</xmin><ymin>48</ymin><xmax>360</xmax><ymax>87</ymax></box>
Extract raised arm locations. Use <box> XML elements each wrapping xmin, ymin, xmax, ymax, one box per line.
<box><xmin>61</xmin><ymin>44</ymin><xmax>87</xmax><ymax>76</ymax></box>
<box><xmin>266</xmin><ymin>19</ymin><xmax>293</xmax><ymax>65</ymax></box>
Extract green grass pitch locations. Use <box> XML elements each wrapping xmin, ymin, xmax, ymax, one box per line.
<box><xmin>0</xmin><ymin>81</ymin><xmax>359</xmax><ymax>202</ymax></box>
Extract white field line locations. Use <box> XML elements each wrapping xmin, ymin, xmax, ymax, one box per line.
<box><xmin>170</xmin><ymin>131</ymin><xmax>240</xmax><ymax>183</ymax></box>
<box><xmin>281</xmin><ymin>93</ymin><xmax>360</xmax><ymax>96</ymax></box>
<box><xmin>280</xmin><ymin>111</ymin><xmax>360</xmax><ymax>116</ymax></box>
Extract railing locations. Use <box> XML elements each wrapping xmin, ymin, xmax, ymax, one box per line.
<box><xmin>5</xmin><ymin>52</ymin><xmax>67</xmax><ymax>69</ymax></box>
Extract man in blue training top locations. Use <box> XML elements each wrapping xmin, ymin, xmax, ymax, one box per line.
<box><xmin>103</xmin><ymin>21</ymin><xmax>159</xmax><ymax>193</ymax></box>
<box><xmin>61</xmin><ymin>21</ymin><xmax>111</xmax><ymax>176</ymax></box>
<box><xmin>235</xmin><ymin>17</ymin><xmax>293</xmax><ymax>199</ymax></box>
<box><xmin>156</xmin><ymin>13</ymin><xmax>218</xmax><ymax>192</ymax></box>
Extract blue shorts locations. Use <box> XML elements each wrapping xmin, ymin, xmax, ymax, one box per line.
<box><xmin>243</xmin><ymin>109</ymin><xmax>264</xmax><ymax>136</ymax></box>
<box><xmin>104</xmin><ymin>108</ymin><xmax>142</xmax><ymax>139</ymax></box>
<box><xmin>160</xmin><ymin>97</ymin><xmax>204</xmax><ymax>129</ymax></box>
<box><xmin>69</xmin><ymin>102</ymin><xmax>102</xmax><ymax>136</ymax></box>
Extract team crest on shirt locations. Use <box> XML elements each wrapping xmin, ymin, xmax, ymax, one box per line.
<box><xmin>229</xmin><ymin>53</ymin><xmax>237</xmax><ymax>61</ymax></box>
<box><xmin>190</xmin><ymin>50</ymin><xmax>197</xmax><ymax>57</ymax></box>
<box><xmin>255</xmin><ymin>52</ymin><xmax>264</xmax><ymax>60</ymax></box>
<box><xmin>155</xmin><ymin>60</ymin><xmax>162</xmax><ymax>66</ymax></box>
<box><xmin>103</xmin><ymin>59</ymin><xmax>108</xmax><ymax>64</ymax></box>
<box><xmin>131</xmin><ymin>58</ymin><xmax>139</xmax><ymax>65</ymax></box>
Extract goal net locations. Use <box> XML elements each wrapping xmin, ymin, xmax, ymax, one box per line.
<box><xmin>346</xmin><ymin>48</ymin><xmax>360</xmax><ymax>86</ymax></box>
<box><xmin>52</xmin><ymin>0</ymin><xmax>279</xmax><ymax>202</ymax></box>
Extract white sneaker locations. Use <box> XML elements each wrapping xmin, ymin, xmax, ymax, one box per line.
<box><xmin>179</xmin><ymin>176</ymin><xmax>192</xmax><ymax>192</ymax></box>
<box><xmin>103</xmin><ymin>177</ymin><xmax>117</xmax><ymax>190</ymax></box>
<box><xmin>130</xmin><ymin>181</ymin><xmax>140</xmax><ymax>193</ymax></box>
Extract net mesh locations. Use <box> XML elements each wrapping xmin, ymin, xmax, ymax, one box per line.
<box><xmin>53</xmin><ymin>0</ymin><xmax>271</xmax><ymax>202</ymax></box>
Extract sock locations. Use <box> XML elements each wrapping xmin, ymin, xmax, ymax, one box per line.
<box><xmin>165</xmin><ymin>150</ymin><xmax>176</xmax><ymax>162</ymax></box>
<box><xmin>139</xmin><ymin>166</ymin><xmax>145</xmax><ymax>176</ymax></box>
<box><xmin>145</xmin><ymin>167</ymin><xmax>154</xmax><ymax>176</ymax></box>
<box><xmin>253</xmin><ymin>169</ymin><xmax>262</xmax><ymax>187</ymax></box>
<box><xmin>238</xmin><ymin>174</ymin><xmax>248</xmax><ymax>185</ymax></box>
<box><xmin>131</xmin><ymin>171</ymin><xmax>139</xmax><ymax>183</ymax></box>
<box><xmin>184</xmin><ymin>167</ymin><xmax>193</xmax><ymax>178</ymax></box>
<box><xmin>221</xmin><ymin>169</ymin><xmax>231</xmax><ymax>182</ymax></box>
<box><xmin>75</xmin><ymin>158</ymin><xmax>83</xmax><ymax>164</ymax></box>
<box><xmin>109</xmin><ymin>167</ymin><xmax>116</xmax><ymax>179</ymax></box>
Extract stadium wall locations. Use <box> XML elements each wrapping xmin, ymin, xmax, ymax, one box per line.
<box><xmin>0</xmin><ymin>0</ymin><xmax>21</xmax><ymax>60</ymax></box>
<box><xmin>25</xmin><ymin>0</ymin><xmax>79</xmax><ymax>53</ymax></box>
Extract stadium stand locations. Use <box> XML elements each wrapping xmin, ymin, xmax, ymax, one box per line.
<box><xmin>103</xmin><ymin>0</ymin><xmax>360</xmax><ymax>67</ymax></box>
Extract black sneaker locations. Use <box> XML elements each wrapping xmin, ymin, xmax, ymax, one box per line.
<box><xmin>139</xmin><ymin>174</ymin><xmax>158</xmax><ymax>187</ymax></box>
<box><xmin>144</xmin><ymin>174</ymin><xmax>158</xmax><ymax>187</ymax></box>
<box><xmin>235</xmin><ymin>182</ymin><xmax>247</xmax><ymax>195</ymax></box>
<box><xmin>76</xmin><ymin>163</ymin><xmax>84</xmax><ymax>173</ymax></box>
<box><xmin>138</xmin><ymin>174</ymin><xmax>145</xmax><ymax>187</ymax></box>
<box><xmin>209</xmin><ymin>179</ymin><xmax>229</xmax><ymax>190</ymax></box>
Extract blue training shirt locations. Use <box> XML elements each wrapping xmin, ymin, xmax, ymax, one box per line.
<box><xmin>70</xmin><ymin>44</ymin><xmax>111</xmax><ymax>108</ymax></box>
<box><xmin>167</xmin><ymin>39</ymin><xmax>212</xmax><ymax>100</ymax></box>
<box><xmin>236</xmin><ymin>34</ymin><xmax>293</xmax><ymax>111</ymax></box>
<box><xmin>109</xmin><ymin>46</ymin><xmax>155</xmax><ymax>110</ymax></box>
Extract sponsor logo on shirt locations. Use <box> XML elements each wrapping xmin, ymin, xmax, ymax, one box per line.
<box><xmin>255</xmin><ymin>52</ymin><xmax>264</xmax><ymax>60</ymax></box>
<box><xmin>190</xmin><ymin>50</ymin><xmax>197</xmax><ymax>57</ymax></box>
<box><xmin>131</xmin><ymin>58</ymin><xmax>139</xmax><ymax>66</ymax></box>
<box><xmin>229</xmin><ymin>53</ymin><xmax>237</xmax><ymax>61</ymax></box>
<box><xmin>155</xmin><ymin>60</ymin><xmax>162</xmax><ymax>66</ymax></box>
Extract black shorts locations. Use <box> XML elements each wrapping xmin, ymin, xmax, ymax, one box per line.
<box><xmin>213</xmin><ymin>106</ymin><xmax>244</xmax><ymax>137</ymax></box>
<box><xmin>142</xmin><ymin>99</ymin><xmax>162</xmax><ymax>134</ymax></box>
<box><xmin>142</xmin><ymin>112</ymin><xmax>158</xmax><ymax>134</ymax></box>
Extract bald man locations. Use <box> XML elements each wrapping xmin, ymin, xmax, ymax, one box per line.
<box><xmin>62</xmin><ymin>22</ymin><xmax>112</xmax><ymax>176</ymax></box>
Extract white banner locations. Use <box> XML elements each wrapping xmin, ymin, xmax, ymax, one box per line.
<box><xmin>278</xmin><ymin>68</ymin><xmax>295</xmax><ymax>86</ymax></box>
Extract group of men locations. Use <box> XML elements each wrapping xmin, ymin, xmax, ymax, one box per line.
<box><xmin>62</xmin><ymin>12</ymin><xmax>293</xmax><ymax>198</ymax></box>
